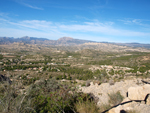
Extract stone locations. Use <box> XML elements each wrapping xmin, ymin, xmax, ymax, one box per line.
<box><xmin>121</xmin><ymin>97</ymin><xmax>131</xmax><ymax>103</ymax></box>
<box><xmin>141</xmin><ymin>100</ymin><xmax>145</xmax><ymax>104</ymax></box>
<box><xmin>108</xmin><ymin>108</ymin><xmax>116</xmax><ymax>113</ymax></box>
<box><xmin>135</xmin><ymin>103</ymin><xmax>150</xmax><ymax>113</ymax></box>
<box><xmin>109</xmin><ymin>79</ymin><xmax>115</xmax><ymax>85</ymax></box>
<box><xmin>146</xmin><ymin>94</ymin><xmax>150</xmax><ymax>105</ymax></box>
<box><xmin>108</xmin><ymin>105</ymin><xmax>123</xmax><ymax>113</ymax></box>
<box><xmin>93</xmin><ymin>80</ymin><xmax>101</xmax><ymax>85</ymax></box>
<box><xmin>109</xmin><ymin>101</ymin><xmax>141</xmax><ymax>113</ymax></box>
<box><xmin>128</xmin><ymin>84</ymin><xmax>150</xmax><ymax>100</ymax></box>
<box><xmin>86</xmin><ymin>81</ymin><xmax>91</xmax><ymax>87</ymax></box>
<box><xmin>80</xmin><ymin>79</ymin><xmax>140</xmax><ymax>106</ymax></box>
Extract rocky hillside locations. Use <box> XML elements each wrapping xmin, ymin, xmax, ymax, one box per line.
<box><xmin>1</xmin><ymin>36</ymin><xmax>150</xmax><ymax>49</ymax></box>
<box><xmin>115</xmin><ymin>43</ymin><xmax>150</xmax><ymax>49</ymax></box>
<box><xmin>1</xmin><ymin>36</ymin><xmax>150</xmax><ymax>53</ymax></box>
<box><xmin>80</xmin><ymin>78</ymin><xmax>150</xmax><ymax>113</ymax></box>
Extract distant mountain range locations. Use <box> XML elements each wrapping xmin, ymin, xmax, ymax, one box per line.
<box><xmin>114</xmin><ymin>43</ymin><xmax>150</xmax><ymax>48</ymax></box>
<box><xmin>0</xmin><ymin>36</ymin><xmax>150</xmax><ymax>49</ymax></box>
<box><xmin>0</xmin><ymin>36</ymin><xmax>49</xmax><ymax>44</ymax></box>
<box><xmin>0</xmin><ymin>36</ymin><xmax>95</xmax><ymax>45</ymax></box>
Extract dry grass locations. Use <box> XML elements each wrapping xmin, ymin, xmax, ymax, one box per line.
<box><xmin>108</xmin><ymin>91</ymin><xmax>124</xmax><ymax>106</ymax></box>
<box><xmin>75</xmin><ymin>100</ymin><xmax>99</xmax><ymax>113</ymax></box>
<box><xmin>99</xmin><ymin>103</ymin><xmax>111</xmax><ymax>113</ymax></box>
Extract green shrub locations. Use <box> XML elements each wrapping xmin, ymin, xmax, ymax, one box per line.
<box><xmin>63</xmin><ymin>73</ymin><xmax>67</xmax><ymax>79</ymax></box>
<box><xmin>67</xmin><ymin>74</ymin><xmax>72</xmax><ymax>80</ymax></box>
<box><xmin>81</xmin><ymin>83</ymin><xmax>86</xmax><ymax>87</ymax></box>
<box><xmin>109</xmin><ymin>69</ymin><xmax>114</xmax><ymax>75</ymax></box>
<box><xmin>0</xmin><ymin>82</ymin><xmax>25</xmax><ymax>113</ymax></box>
<box><xmin>49</xmin><ymin>75</ymin><xmax>52</xmax><ymax>79</ymax></box>
<box><xmin>25</xmin><ymin>79</ymin><xmax>76</xmax><ymax>112</ymax></box>
<box><xmin>56</xmin><ymin>75</ymin><xmax>62</xmax><ymax>80</ymax></box>
<box><xmin>0</xmin><ymin>54</ymin><xmax>3</xmax><ymax>59</ymax></box>
<box><xmin>31</xmin><ymin>89</ymin><xmax>74</xmax><ymax>113</ymax></box>
<box><xmin>0</xmin><ymin>78</ymin><xmax>101</xmax><ymax>113</ymax></box>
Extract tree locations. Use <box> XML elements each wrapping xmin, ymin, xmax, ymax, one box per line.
<box><xmin>0</xmin><ymin>54</ymin><xmax>3</xmax><ymax>60</ymax></box>
<box><xmin>67</xmin><ymin>74</ymin><xmax>72</xmax><ymax>80</ymax></box>
<box><xmin>63</xmin><ymin>73</ymin><xmax>66</xmax><ymax>79</ymax></box>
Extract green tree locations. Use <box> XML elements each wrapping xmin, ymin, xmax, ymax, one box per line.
<box><xmin>0</xmin><ymin>54</ymin><xmax>3</xmax><ymax>60</ymax></box>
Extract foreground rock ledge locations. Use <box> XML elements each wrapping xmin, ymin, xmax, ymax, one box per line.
<box><xmin>128</xmin><ymin>84</ymin><xmax>150</xmax><ymax>100</ymax></box>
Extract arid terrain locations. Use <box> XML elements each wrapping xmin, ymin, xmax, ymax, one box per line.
<box><xmin>0</xmin><ymin>37</ymin><xmax>150</xmax><ymax>113</ymax></box>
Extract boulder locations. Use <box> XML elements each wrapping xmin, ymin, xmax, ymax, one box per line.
<box><xmin>86</xmin><ymin>81</ymin><xmax>91</xmax><ymax>87</ymax></box>
<box><xmin>128</xmin><ymin>84</ymin><xmax>150</xmax><ymax>100</ymax></box>
<box><xmin>109</xmin><ymin>79</ymin><xmax>115</xmax><ymax>85</ymax></box>
<box><xmin>108</xmin><ymin>101</ymin><xmax>140</xmax><ymax>113</ymax></box>
<box><xmin>93</xmin><ymin>80</ymin><xmax>101</xmax><ymax>85</ymax></box>
<box><xmin>108</xmin><ymin>105</ymin><xmax>123</xmax><ymax>113</ymax></box>
<box><xmin>146</xmin><ymin>94</ymin><xmax>150</xmax><ymax>105</ymax></box>
<box><xmin>135</xmin><ymin>103</ymin><xmax>150</xmax><ymax>113</ymax></box>
<box><xmin>121</xmin><ymin>97</ymin><xmax>131</xmax><ymax>103</ymax></box>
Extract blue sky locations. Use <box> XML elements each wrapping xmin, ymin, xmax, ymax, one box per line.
<box><xmin>0</xmin><ymin>0</ymin><xmax>150</xmax><ymax>43</ymax></box>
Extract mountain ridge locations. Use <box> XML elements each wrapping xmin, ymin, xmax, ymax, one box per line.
<box><xmin>0</xmin><ymin>36</ymin><xmax>150</xmax><ymax>48</ymax></box>
<box><xmin>0</xmin><ymin>36</ymin><xmax>94</xmax><ymax>45</ymax></box>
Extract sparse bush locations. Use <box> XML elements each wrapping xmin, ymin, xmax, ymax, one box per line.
<box><xmin>56</xmin><ymin>75</ymin><xmax>62</xmax><ymax>80</ymax></box>
<box><xmin>23</xmin><ymin>78</ymin><xmax>77</xmax><ymax>113</ymax></box>
<box><xmin>75</xmin><ymin>100</ymin><xmax>99</xmax><ymax>113</ymax></box>
<box><xmin>108</xmin><ymin>91</ymin><xmax>124</xmax><ymax>106</ymax></box>
<box><xmin>0</xmin><ymin>54</ymin><xmax>3</xmax><ymax>59</ymax></box>
<box><xmin>0</xmin><ymin>81</ymin><xmax>28</xmax><ymax>113</ymax></box>
<box><xmin>99</xmin><ymin>103</ymin><xmax>111</xmax><ymax>113</ymax></box>
<box><xmin>109</xmin><ymin>69</ymin><xmax>114</xmax><ymax>75</ymax></box>
<box><xmin>67</xmin><ymin>74</ymin><xmax>72</xmax><ymax>80</ymax></box>
<box><xmin>26</xmin><ymin>79</ymin><xmax>100</xmax><ymax>113</ymax></box>
<box><xmin>49</xmin><ymin>75</ymin><xmax>52</xmax><ymax>79</ymax></box>
<box><xmin>81</xmin><ymin>83</ymin><xmax>86</xmax><ymax>87</ymax></box>
<box><xmin>22</xmin><ymin>75</ymin><xmax>27</xmax><ymax>80</ymax></box>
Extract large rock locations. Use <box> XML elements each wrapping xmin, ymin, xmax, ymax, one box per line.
<box><xmin>146</xmin><ymin>94</ymin><xmax>150</xmax><ymax>105</ymax></box>
<box><xmin>121</xmin><ymin>97</ymin><xmax>131</xmax><ymax>103</ymax></box>
<box><xmin>108</xmin><ymin>101</ymin><xmax>150</xmax><ymax>113</ymax></box>
<box><xmin>80</xmin><ymin>79</ymin><xmax>141</xmax><ymax>105</ymax></box>
<box><xmin>128</xmin><ymin>84</ymin><xmax>150</xmax><ymax>100</ymax></box>
<box><xmin>108</xmin><ymin>105</ymin><xmax>123</xmax><ymax>113</ymax></box>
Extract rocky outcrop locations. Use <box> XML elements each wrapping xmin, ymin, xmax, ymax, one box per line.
<box><xmin>146</xmin><ymin>95</ymin><xmax>150</xmax><ymax>105</ymax></box>
<box><xmin>108</xmin><ymin>101</ymin><xmax>150</xmax><ymax>113</ymax></box>
<box><xmin>108</xmin><ymin>83</ymin><xmax>150</xmax><ymax>113</ymax></box>
<box><xmin>128</xmin><ymin>84</ymin><xmax>150</xmax><ymax>100</ymax></box>
<box><xmin>80</xmin><ymin>78</ymin><xmax>143</xmax><ymax>106</ymax></box>
<box><xmin>79</xmin><ymin>78</ymin><xmax>150</xmax><ymax>113</ymax></box>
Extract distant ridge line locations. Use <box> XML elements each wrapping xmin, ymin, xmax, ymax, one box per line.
<box><xmin>0</xmin><ymin>36</ymin><xmax>150</xmax><ymax>48</ymax></box>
